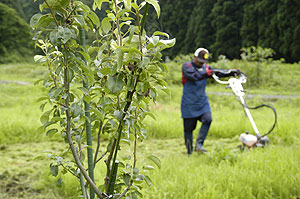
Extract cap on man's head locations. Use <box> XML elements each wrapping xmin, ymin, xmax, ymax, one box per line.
<box><xmin>194</xmin><ymin>48</ymin><xmax>209</xmax><ymax>63</ymax></box>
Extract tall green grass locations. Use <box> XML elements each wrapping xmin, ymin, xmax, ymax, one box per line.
<box><xmin>0</xmin><ymin>83</ymin><xmax>46</xmax><ymax>144</ymax></box>
<box><xmin>143</xmin><ymin>145</ymin><xmax>300</xmax><ymax>199</ymax></box>
<box><xmin>0</xmin><ymin>63</ymin><xmax>45</xmax><ymax>82</ymax></box>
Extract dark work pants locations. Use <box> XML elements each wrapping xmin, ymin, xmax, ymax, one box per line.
<box><xmin>183</xmin><ymin>112</ymin><xmax>212</xmax><ymax>154</ymax></box>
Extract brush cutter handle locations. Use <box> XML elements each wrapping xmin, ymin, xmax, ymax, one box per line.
<box><xmin>212</xmin><ymin>71</ymin><xmax>247</xmax><ymax>85</ymax></box>
<box><xmin>212</xmin><ymin>73</ymin><xmax>229</xmax><ymax>84</ymax></box>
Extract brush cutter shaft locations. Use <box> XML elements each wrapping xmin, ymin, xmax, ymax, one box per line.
<box><xmin>212</xmin><ymin>73</ymin><xmax>261</xmax><ymax>137</ymax></box>
<box><xmin>239</xmin><ymin>96</ymin><xmax>261</xmax><ymax>137</ymax></box>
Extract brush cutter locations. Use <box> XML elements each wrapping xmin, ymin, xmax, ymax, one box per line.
<box><xmin>212</xmin><ymin>71</ymin><xmax>277</xmax><ymax>149</ymax></box>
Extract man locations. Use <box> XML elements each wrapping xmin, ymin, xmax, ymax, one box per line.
<box><xmin>181</xmin><ymin>48</ymin><xmax>240</xmax><ymax>155</ymax></box>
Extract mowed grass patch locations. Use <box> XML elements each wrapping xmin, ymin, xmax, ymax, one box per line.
<box><xmin>0</xmin><ymin>141</ymin><xmax>70</xmax><ymax>199</ymax></box>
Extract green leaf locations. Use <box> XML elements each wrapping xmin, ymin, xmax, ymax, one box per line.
<box><xmin>49</xmin><ymin>30</ymin><xmax>58</xmax><ymax>44</ymax></box>
<box><xmin>58</xmin><ymin>26</ymin><xmax>64</xmax><ymax>38</ymax></box>
<box><xmin>56</xmin><ymin>178</ymin><xmax>63</xmax><ymax>187</ymax></box>
<box><xmin>116</xmin><ymin>48</ymin><xmax>123</xmax><ymax>69</ymax></box>
<box><xmin>94</xmin><ymin>0</ymin><xmax>109</xmax><ymax>10</ymax></box>
<box><xmin>156</xmin><ymin>79</ymin><xmax>168</xmax><ymax>87</ymax></box>
<box><xmin>67</xmin><ymin>68</ymin><xmax>74</xmax><ymax>83</ymax></box>
<box><xmin>74</xmin><ymin>16</ymin><xmax>85</xmax><ymax>27</ymax></box>
<box><xmin>120</xmin><ymin>139</ymin><xmax>130</xmax><ymax>146</ymax></box>
<box><xmin>46</xmin><ymin>128</ymin><xmax>58</xmax><ymax>138</ymax></box>
<box><xmin>144</xmin><ymin>112</ymin><xmax>156</xmax><ymax>120</ymax></box>
<box><xmin>128</xmin><ymin>26</ymin><xmax>136</xmax><ymax>43</ymax></box>
<box><xmin>91</xmin><ymin>107</ymin><xmax>104</xmax><ymax>120</ymax></box>
<box><xmin>51</xmin><ymin>117</ymin><xmax>65</xmax><ymax>123</ymax></box>
<box><xmin>153</xmin><ymin>31</ymin><xmax>169</xmax><ymax>39</ymax></box>
<box><xmin>124</xmin><ymin>0</ymin><xmax>131</xmax><ymax>10</ymax></box>
<box><xmin>131</xmin><ymin>3</ymin><xmax>139</xmax><ymax>11</ymax></box>
<box><xmin>37</xmin><ymin>14</ymin><xmax>53</xmax><ymax>28</ymax></box>
<box><xmin>123</xmin><ymin>174</ymin><xmax>131</xmax><ymax>186</ymax></box>
<box><xmin>92</xmin><ymin>1</ymin><xmax>97</xmax><ymax>10</ymax></box>
<box><xmin>34</xmin><ymin>55</ymin><xmax>46</xmax><ymax>63</ymax></box>
<box><xmin>83</xmin><ymin>96</ymin><xmax>92</xmax><ymax>104</ymax></box>
<box><xmin>49</xmin><ymin>87</ymin><xmax>63</xmax><ymax>100</ymax></box>
<box><xmin>88</xmin><ymin>12</ymin><xmax>100</xmax><ymax>27</ymax></box>
<box><xmin>101</xmin><ymin>17</ymin><xmax>111</xmax><ymax>34</ymax></box>
<box><xmin>30</xmin><ymin>13</ymin><xmax>42</xmax><ymax>29</ymax></box>
<box><xmin>97</xmin><ymin>41</ymin><xmax>108</xmax><ymax>59</ymax></box>
<box><xmin>43</xmin><ymin>121</ymin><xmax>56</xmax><ymax>130</ymax></box>
<box><xmin>144</xmin><ymin>175</ymin><xmax>153</xmax><ymax>187</ymax></box>
<box><xmin>63</xmin><ymin>27</ymin><xmax>72</xmax><ymax>43</ymax></box>
<box><xmin>161</xmin><ymin>87</ymin><xmax>171</xmax><ymax>96</ymax></box>
<box><xmin>70</xmin><ymin>103</ymin><xmax>82</xmax><ymax>117</ymax></box>
<box><xmin>40</xmin><ymin>110</ymin><xmax>52</xmax><ymax>124</ymax></box>
<box><xmin>40</xmin><ymin>102</ymin><xmax>47</xmax><ymax>112</ymax></box>
<box><xmin>145</xmin><ymin>0</ymin><xmax>160</xmax><ymax>18</ymax></box>
<box><xmin>141</xmin><ymin>57</ymin><xmax>150</xmax><ymax>68</ymax></box>
<box><xmin>147</xmin><ymin>155</ymin><xmax>161</xmax><ymax>169</ymax></box>
<box><xmin>78</xmin><ymin>87</ymin><xmax>89</xmax><ymax>96</ymax></box>
<box><xmin>36</xmin><ymin>96</ymin><xmax>49</xmax><ymax>103</ymax></box>
<box><xmin>79</xmin><ymin>51</ymin><xmax>90</xmax><ymax>63</ymax></box>
<box><xmin>108</xmin><ymin>73</ymin><xmax>125</xmax><ymax>94</ymax></box>
<box><xmin>133</xmin><ymin>168</ymin><xmax>139</xmax><ymax>175</ymax></box>
<box><xmin>143</xmin><ymin>165</ymin><xmax>155</xmax><ymax>171</ymax></box>
<box><xmin>159</xmin><ymin>38</ymin><xmax>176</xmax><ymax>48</ymax></box>
<box><xmin>100</xmin><ymin>67</ymin><xmax>111</xmax><ymax>76</ymax></box>
<box><xmin>50</xmin><ymin>164</ymin><xmax>59</xmax><ymax>177</ymax></box>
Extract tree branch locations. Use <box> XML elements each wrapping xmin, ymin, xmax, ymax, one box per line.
<box><xmin>44</xmin><ymin>0</ymin><xmax>59</xmax><ymax>27</ymax></box>
<box><xmin>94</xmin><ymin>121</ymin><xmax>103</xmax><ymax>168</ymax></box>
<box><xmin>116</xmin><ymin>128</ymin><xmax>138</xmax><ymax>199</ymax></box>
<box><xmin>64</xmin><ymin>63</ymin><xmax>103</xmax><ymax>198</ymax></box>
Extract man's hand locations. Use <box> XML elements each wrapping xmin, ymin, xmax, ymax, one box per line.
<box><xmin>233</xmin><ymin>69</ymin><xmax>242</xmax><ymax>76</ymax></box>
<box><xmin>205</xmin><ymin>65</ymin><xmax>214</xmax><ymax>76</ymax></box>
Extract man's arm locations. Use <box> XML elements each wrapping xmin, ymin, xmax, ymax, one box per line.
<box><xmin>182</xmin><ymin>63</ymin><xmax>210</xmax><ymax>81</ymax></box>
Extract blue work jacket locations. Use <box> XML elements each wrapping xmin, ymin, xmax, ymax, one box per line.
<box><xmin>181</xmin><ymin>61</ymin><xmax>211</xmax><ymax>118</ymax></box>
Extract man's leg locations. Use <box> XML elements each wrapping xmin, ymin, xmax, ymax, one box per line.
<box><xmin>183</xmin><ymin>118</ymin><xmax>197</xmax><ymax>155</ymax></box>
<box><xmin>195</xmin><ymin>112</ymin><xmax>212</xmax><ymax>151</ymax></box>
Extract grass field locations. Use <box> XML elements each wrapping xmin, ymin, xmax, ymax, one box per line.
<box><xmin>0</xmin><ymin>62</ymin><xmax>300</xmax><ymax>199</ymax></box>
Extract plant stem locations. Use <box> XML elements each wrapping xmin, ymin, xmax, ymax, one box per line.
<box><xmin>44</xmin><ymin>0</ymin><xmax>59</xmax><ymax>27</ymax></box>
<box><xmin>116</xmin><ymin>128</ymin><xmax>137</xmax><ymax>199</ymax></box>
<box><xmin>79</xmin><ymin>15</ymin><xmax>95</xmax><ymax>199</ymax></box>
<box><xmin>140</xmin><ymin>3</ymin><xmax>149</xmax><ymax>36</ymax></box>
<box><xmin>64</xmin><ymin>61</ymin><xmax>102</xmax><ymax>199</ymax></box>
<box><xmin>113</xmin><ymin>0</ymin><xmax>122</xmax><ymax>46</ymax></box>
<box><xmin>94</xmin><ymin>121</ymin><xmax>103</xmax><ymax>168</ymax></box>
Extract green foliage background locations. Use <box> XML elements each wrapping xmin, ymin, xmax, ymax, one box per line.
<box><xmin>1</xmin><ymin>0</ymin><xmax>300</xmax><ymax>63</ymax></box>
<box><xmin>0</xmin><ymin>3</ymin><xmax>33</xmax><ymax>63</ymax></box>
<box><xmin>149</xmin><ymin>0</ymin><xmax>300</xmax><ymax>62</ymax></box>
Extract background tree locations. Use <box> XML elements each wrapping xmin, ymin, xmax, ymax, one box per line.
<box><xmin>209</xmin><ymin>0</ymin><xmax>244</xmax><ymax>60</ymax></box>
<box><xmin>0</xmin><ymin>3</ymin><xmax>33</xmax><ymax>63</ymax></box>
<box><xmin>183</xmin><ymin>0</ymin><xmax>217</xmax><ymax>56</ymax></box>
<box><xmin>157</xmin><ymin>0</ymin><xmax>196</xmax><ymax>58</ymax></box>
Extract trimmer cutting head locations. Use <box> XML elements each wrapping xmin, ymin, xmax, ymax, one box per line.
<box><xmin>240</xmin><ymin>131</ymin><xmax>270</xmax><ymax>149</ymax></box>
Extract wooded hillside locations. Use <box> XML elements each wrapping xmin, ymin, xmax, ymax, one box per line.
<box><xmin>1</xmin><ymin>0</ymin><xmax>300</xmax><ymax>63</ymax></box>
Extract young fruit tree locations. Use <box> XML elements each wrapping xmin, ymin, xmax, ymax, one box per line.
<box><xmin>30</xmin><ymin>0</ymin><xmax>175</xmax><ymax>198</ymax></box>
